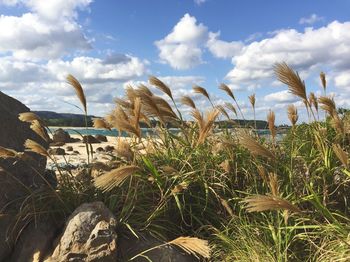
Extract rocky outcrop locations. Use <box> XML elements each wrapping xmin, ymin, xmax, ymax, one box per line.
<box><xmin>46</xmin><ymin>202</ymin><xmax>118</xmax><ymax>262</ymax></box>
<box><xmin>48</xmin><ymin>148</ymin><xmax>66</xmax><ymax>155</ymax></box>
<box><xmin>0</xmin><ymin>91</ymin><xmax>50</xmax><ymax>260</ymax></box>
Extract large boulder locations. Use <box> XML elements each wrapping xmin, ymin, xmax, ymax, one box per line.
<box><xmin>52</xmin><ymin>128</ymin><xmax>71</xmax><ymax>143</ymax></box>
<box><xmin>0</xmin><ymin>91</ymin><xmax>50</xmax><ymax>260</ymax></box>
<box><xmin>46</xmin><ymin>202</ymin><xmax>118</xmax><ymax>262</ymax></box>
<box><xmin>95</xmin><ymin>134</ymin><xmax>107</xmax><ymax>142</ymax></box>
<box><xmin>83</xmin><ymin>135</ymin><xmax>101</xmax><ymax>144</ymax></box>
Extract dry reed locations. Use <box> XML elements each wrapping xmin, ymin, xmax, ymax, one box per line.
<box><xmin>168</xmin><ymin>236</ymin><xmax>210</xmax><ymax>259</ymax></box>
<box><xmin>66</xmin><ymin>74</ymin><xmax>87</xmax><ymax>114</ymax></box>
<box><xmin>149</xmin><ymin>76</ymin><xmax>173</xmax><ymax>99</ymax></box>
<box><xmin>242</xmin><ymin>195</ymin><xmax>301</xmax><ymax>213</ymax></box>
<box><xmin>181</xmin><ymin>96</ymin><xmax>196</xmax><ymax>109</ymax></box>
<box><xmin>24</xmin><ymin>139</ymin><xmax>49</xmax><ymax>157</ymax></box>
<box><xmin>287</xmin><ymin>105</ymin><xmax>298</xmax><ymax>126</ymax></box>
<box><xmin>239</xmin><ymin>133</ymin><xmax>275</xmax><ymax>160</ymax></box>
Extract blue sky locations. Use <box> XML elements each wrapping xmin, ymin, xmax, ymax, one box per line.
<box><xmin>0</xmin><ymin>0</ymin><xmax>350</xmax><ymax>124</ymax></box>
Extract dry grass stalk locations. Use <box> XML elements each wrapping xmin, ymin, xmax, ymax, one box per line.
<box><xmin>287</xmin><ymin>105</ymin><xmax>298</xmax><ymax>126</ymax></box>
<box><xmin>94</xmin><ymin>165</ymin><xmax>141</xmax><ymax>192</ymax></box>
<box><xmin>225</xmin><ymin>103</ymin><xmax>237</xmax><ymax>116</ymax></box>
<box><xmin>332</xmin><ymin>144</ymin><xmax>348</xmax><ymax>167</ymax></box>
<box><xmin>18</xmin><ymin>112</ymin><xmax>42</xmax><ymax>123</ymax></box>
<box><xmin>171</xmin><ymin>181</ymin><xmax>189</xmax><ymax>194</ymax></box>
<box><xmin>149</xmin><ymin>76</ymin><xmax>173</xmax><ymax>99</ymax></box>
<box><xmin>181</xmin><ymin>96</ymin><xmax>196</xmax><ymax>109</ymax></box>
<box><xmin>114</xmin><ymin>97</ymin><xmax>132</xmax><ymax>109</ymax></box>
<box><xmin>30</xmin><ymin>120</ymin><xmax>49</xmax><ymax>142</ymax></box>
<box><xmin>137</xmin><ymin>84</ymin><xmax>153</xmax><ymax>97</ymax></box>
<box><xmin>219</xmin><ymin>160</ymin><xmax>232</xmax><ymax>173</ymax></box>
<box><xmin>168</xmin><ymin>236</ymin><xmax>210</xmax><ymax>259</ymax></box>
<box><xmin>116</xmin><ymin>138</ymin><xmax>134</xmax><ymax>161</ymax></box>
<box><xmin>268</xmin><ymin>172</ymin><xmax>279</xmax><ymax>197</ymax></box>
<box><xmin>267</xmin><ymin>110</ymin><xmax>276</xmax><ymax>140</ymax></box>
<box><xmin>309</xmin><ymin>92</ymin><xmax>318</xmax><ymax>112</ymax></box>
<box><xmin>92</xmin><ymin>118</ymin><xmax>110</xmax><ymax>130</ymax></box>
<box><xmin>239</xmin><ymin>133</ymin><xmax>275</xmax><ymax>160</ymax></box>
<box><xmin>66</xmin><ymin>74</ymin><xmax>87</xmax><ymax>114</ymax></box>
<box><xmin>24</xmin><ymin>139</ymin><xmax>49</xmax><ymax>157</ymax></box>
<box><xmin>114</xmin><ymin>106</ymin><xmax>141</xmax><ymax>138</ymax></box>
<box><xmin>256</xmin><ymin>164</ymin><xmax>268</xmax><ymax>183</ymax></box>
<box><xmin>242</xmin><ymin>195</ymin><xmax>301</xmax><ymax>213</ymax></box>
<box><xmin>319</xmin><ymin>96</ymin><xmax>336</xmax><ymax>117</ymax></box>
<box><xmin>249</xmin><ymin>94</ymin><xmax>256</xmax><ymax>108</ymax></box>
<box><xmin>0</xmin><ymin>146</ymin><xmax>22</xmax><ymax>159</ymax></box>
<box><xmin>332</xmin><ymin>116</ymin><xmax>345</xmax><ymax>135</ymax></box>
<box><xmin>219</xmin><ymin>83</ymin><xmax>235</xmax><ymax>101</ymax></box>
<box><xmin>320</xmin><ymin>71</ymin><xmax>326</xmax><ymax>91</ymax></box>
<box><xmin>193</xmin><ymin>85</ymin><xmax>211</xmax><ymax>101</ymax></box>
<box><xmin>274</xmin><ymin>62</ymin><xmax>307</xmax><ymax>102</ymax></box>
<box><xmin>192</xmin><ymin>109</ymin><xmax>220</xmax><ymax>145</ymax></box>
<box><xmin>219</xmin><ymin>196</ymin><xmax>235</xmax><ymax>217</ymax></box>
<box><xmin>216</xmin><ymin>105</ymin><xmax>230</xmax><ymax>120</ymax></box>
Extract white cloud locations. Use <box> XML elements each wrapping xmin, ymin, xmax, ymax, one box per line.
<box><xmin>264</xmin><ymin>90</ymin><xmax>298</xmax><ymax>103</ymax></box>
<box><xmin>155</xmin><ymin>14</ymin><xmax>208</xmax><ymax>69</ymax></box>
<box><xmin>225</xmin><ymin>21</ymin><xmax>350</xmax><ymax>89</ymax></box>
<box><xmin>207</xmin><ymin>32</ymin><xmax>243</xmax><ymax>59</ymax></box>
<box><xmin>194</xmin><ymin>0</ymin><xmax>207</xmax><ymax>5</ymax></box>
<box><xmin>0</xmin><ymin>0</ymin><xmax>91</xmax><ymax>59</ymax></box>
<box><xmin>299</xmin><ymin>14</ymin><xmax>324</xmax><ymax>25</ymax></box>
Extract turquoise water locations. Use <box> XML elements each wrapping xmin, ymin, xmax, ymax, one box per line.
<box><xmin>48</xmin><ymin>127</ymin><xmax>284</xmax><ymax>139</ymax></box>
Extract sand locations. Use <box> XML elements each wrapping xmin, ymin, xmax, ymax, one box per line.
<box><xmin>46</xmin><ymin>134</ymin><xmax>131</xmax><ymax>168</ymax></box>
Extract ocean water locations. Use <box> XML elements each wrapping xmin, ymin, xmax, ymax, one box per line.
<box><xmin>48</xmin><ymin>127</ymin><xmax>285</xmax><ymax>139</ymax></box>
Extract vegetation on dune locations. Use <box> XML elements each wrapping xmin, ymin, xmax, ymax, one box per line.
<box><xmin>1</xmin><ymin>62</ymin><xmax>350</xmax><ymax>261</ymax></box>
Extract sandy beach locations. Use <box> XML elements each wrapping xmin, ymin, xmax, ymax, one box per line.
<box><xmin>46</xmin><ymin>134</ymin><xmax>130</xmax><ymax>168</ymax></box>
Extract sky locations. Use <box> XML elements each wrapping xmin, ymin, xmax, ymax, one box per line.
<box><xmin>0</xmin><ymin>0</ymin><xmax>350</xmax><ymax>124</ymax></box>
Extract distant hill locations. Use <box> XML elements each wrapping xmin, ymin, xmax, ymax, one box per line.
<box><xmin>33</xmin><ymin>111</ymin><xmax>97</xmax><ymax>127</ymax></box>
<box><xmin>34</xmin><ymin>110</ymin><xmax>270</xmax><ymax>129</ymax></box>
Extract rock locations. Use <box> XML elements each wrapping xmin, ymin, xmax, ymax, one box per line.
<box><xmin>69</xmin><ymin>137</ymin><xmax>81</xmax><ymax>143</ymax></box>
<box><xmin>48</xmin><ymin>148</ymin><xmax>66</xmax><ymax>155</ymax></box>
<box><xmin>83</xmin><ymin>135</ymin><xmax>100</xmax><ymax>144</ymax></box>
<box><xmin>0</xmin><ymin>92</ymin><xmax>49</xmax><ymax>260</ymax></box>
<box><xmin>66</xmin><ymin>146</ymin><xmax>73</xmax><ymax>151</ymax></box>
<box><xmin>117</xmin><ymin>231</ymin><xmax>197</xmax><ymax>262</ymax></box>
<box><xmin>47</xmin><ymin>202</ymin><xmax>117</xmax><ymax>262</ymax></box>
<box><xmin>72</xmin><ymin>150</ymin><xmax>80</xmax><ymax>155</ymax></box>
<box><xmin>96</xmin><ymin>147</ymin><xmax>105</xmax><ymax>153</ymax></box>
<box><xmin>52</xmin><ymin>128</ymin><xmax>71</xmax><ymax>143</ymax></box>
<box><xmin>104</xmin><ymin>145</ymin><xmax>115</xmax><ymax>152</ymax></box>
<box><xmin>50</xmin><ymin>142</ymin><xmax>65</xmax><ymax>147</ymax></box>
<box><xmin>95</xmin><ymin>135</ymin><xmax>108</xmax><ymax>142</ymax></box>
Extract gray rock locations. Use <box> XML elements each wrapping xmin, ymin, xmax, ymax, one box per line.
<box><xmin>104</xmin><ymin>145</ymin><xmax>115</xmax><ymax>152</ymax></box>
<box><xmin>47</xmin><ymin>202</ymin><xmax>117</xmax><ymax>262</ymax></box>
<box><xmin>48</xmin><ymin>148</ymin><xmax>66</xmax><ymax>155</ymax></box>
<box><xmin>52</xmin><ymin>128</ymin><xmax>71</xmax><ymax>143</ymax></box>
<box><xmin>0</xmin><ymin>92</ymin><xmax>49</xmax><ymax>260</ymax></box>
<box><xmin>66</xmin><ymin>146</ymin><xmax>73</xmax><ymax>151</ymax></box>
<box><xmin>83</xmin><ymin>135</ymin><xmax>101</xmax><ymax>144</ymax></box>
<box><xmin>96</xmin><ymin>147</ymin><xmax>105</xmax><ymax>153</ymax></box>
<box><xmin>95</xmin><ymin>135</ymin><xmax>108</xmax><ymax>142</ymax></box>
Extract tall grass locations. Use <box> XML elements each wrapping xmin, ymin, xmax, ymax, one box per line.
<box><xmin>1</xmin><ymin>62</ymin><xmax>349</xmax><ymax>261</ymax></box>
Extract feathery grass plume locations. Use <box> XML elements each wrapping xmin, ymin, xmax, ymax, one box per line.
<box><xmin>24</xmin><ymin>139</ymin><xmax>49</xmax><ymax>157</ymax></box>
<box><xmin>242</xmin><ymin>195</ymin><xmax>301</xmax><ymax>213</ymax></box>
<box><xmin>256</xmin><ymin>164</ymin><xmax>268</xmax><ymax>183</ymax></box>
<box><xmin>239</xmin><ymin>133</ymin><xmax>275</xmax><ymax>160</ymax></box>
<box><xmin>171</xmin><ymin>181</ymin><xmax>189</xmax><ymax>194</ymax></box>
<box><xmin>94</xmin><ymin>165</ymin><xmax>141</xmax><ymax>192</ymax></box>
<box><xmin>309</xmin><ymin>92</ymin><xmax>318</xmax><ymax>112</ymax></box>
<box><xmin>219</xmin><ymin>83</ymin><xmax>235</xmax><ymax>100</ymax></box>
<box><xmin>274</xmin><ymin>62</ymin><xmax>307</xmax><ymax>102</ymax></box>
<box><xmin>287</xmin><ymin>105</ymin><xmax>298</xmax><ymax>126</ymax></box>
<box><xmin>268</xmin><ymin>172</ymin><xmax>279</xmax><ymax>197</ymax></box>
<box><xmin>114</xmin><ymin>97</ymin><xmax>132</xmax><ymax>109</ymax></box>
<box><xmin>168</xmin><ymin>237</ymin><xmax>210</xmax><ymax>259</ymax></box>
<box><xmin>192</xmin><ymin>109</ymin><xmax>220</xmax><ymax>145</ymax></box>
<box><xmin>332</xmin><ymin>115</ymin><xmax>345</xmax><ymax>136</ymax></box>
<box><xmin>114</xmin><ymin>106</ymin><xmax>141</xmax><ymax>138</ymax></box>
<box><xmin>18</xmin><ymin>112</ymin><xmax>42</xmax><ymax>123</ymax></box>
<box><xmin>332</xmin><ymin>144</ymin><xmax>348</xmax><ymax>167</ymax></box>
<box><xmin>137</xmin><ymin>84</ymin><xmax>153</xmax><ymax>97</ymax></box>
<box><xmin>219</xmin><ymin>160</ymin><xmax>232</xmax><ymax>173</ymax></box>
<box><xmin>125</xmin><ymin>85</ymin><xmax>137</xmax><ymax>102</ymax></box>
<box><xmin>216</xmin><ymin>105</ymin><xmax>230</xmax><ymax>120</ymax></box>
<box><xmin>116</xmin><ymin>138</ymin><xmax>134</xmax><ymax>161</ymax></box>
<box><xmin>225</xmin><ymin>102</ymin><xmax>237</xmax><ymax>116</ymax></box>
<box><xmin>132</xmin><ymin>97</ymin><xmax>142</xmax><ymax>127</ymax></box>
<box><xmin>248</xmin><ymin>94</ymin><xmax>256</xmax><ymax>108</ymax></box>
<box><xmin>193</xmin><ymin>85</ymin><xmax>213</xmax><ymax>106</ymax></box>
<box><xmin>30</xmin><ymin>120</ymin><xmax>49</xmax><ymax>142</ymax></box>
<box><xmin>153</xmin><ymin>96</ymin><xmax>177</xmax><ymax>119</ymax></box>
<box><xmin>267</xmin><ymin>110</ymin><xmax>276</xmax><ymax>141</ymax></box>
<box><xmin>66</xmin><ymin>74</ymin><xmax>87</xmax><ymax>114</ymax></box>
<box><xmin>181</xmin><ymin>96</ymin><xmax>196</xmax><ymax>109</ymax></box>
<box><xmin>149</xmin><ymin>76</ymin><xmax>173</xmax><ymax>99</ymax></box>
<box><xmin>0</xmin><ymin>146</ymin><xmax>22</xmax><ymax>159</ymax></box>
<box><xmin>92</xmin><ymin>118</ymin><xmax>111</xmax><ymax>130</ymax></box>
<box><xmin>319</xmin><ymin>96</ymin><xmax>336</xmax><ymax>117</ymax></box>
<box><xmin>320</xmin><ymin>71</ymin><xmax>327</xmax><ymax>92</ymax></box>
